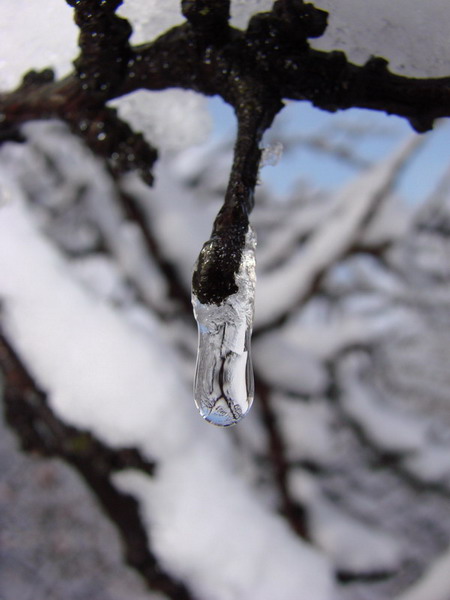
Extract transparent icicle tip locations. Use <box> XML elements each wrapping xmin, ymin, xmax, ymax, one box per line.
<box><xmin>192</xmin><ymin>227</ymin><xmax>256</xmax><ymax>427</ymax></box>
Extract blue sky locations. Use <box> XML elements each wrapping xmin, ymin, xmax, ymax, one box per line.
<box><xmin>208</xmin><ymin>96</ymin><xmax>450</xmax><ymax>205</ymax></box>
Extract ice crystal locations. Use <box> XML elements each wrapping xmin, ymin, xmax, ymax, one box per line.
<box><xmin>260</xmin><ymin>142</ymin><xmax>284</xmax><ymax>168</ymax></box>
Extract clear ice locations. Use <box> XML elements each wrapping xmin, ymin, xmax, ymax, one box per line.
<box><xmin>192</xmin><ymin>227</ymin><xmax>256</xmax><ymax>427</ymax></box>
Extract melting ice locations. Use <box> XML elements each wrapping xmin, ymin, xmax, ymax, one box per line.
<box><xmin>192</xmin><ymin>227</ymin><xmax>256</xmax><ymax>426</ymax></box>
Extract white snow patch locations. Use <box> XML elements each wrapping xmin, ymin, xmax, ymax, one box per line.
<box><xmin>255</xmin><ymin>136</ymin><xmax>421</xmax><ymax>329</ymax></box>
<box><xmin>284</xmin><ymin>297</ymin><xmax>412</xmax><ymax>365</ymax></box>
<box><xmin>230</xmin><ymin>0</ymin><xmax>274</xmax><ymax>29</ymax></box>
<box><xmin>118</xmin><ymin>0</ymin><xmax>184</xmax><ymax>44</ymax></box>
<box><xmin>257</xmin><ymin>198</ymin><xmax>336</xmax><ymax>272</ymax></box>
<box><xmin>253</xmin><ymin>333</ymin><xmax>329</xmax><ymax>396</ymax></box>
<box><xmin>289</xmin><ymin>471</ymin><xmax>402</xmax><ymax>574</ymax></box>
<box><xmin>116</xmin><ymin>459</ymin><xmax>333</xmax><ymax>600</ymax></box>
<box><xmin>110</xmin><ymin>89</ymin><xmax>212</xmax><ymax>151</ymax></box>
<box><xmin>0</xmin><ymin>198</ymin><xmax>193</xmax><ymax>459</ymax></box>
<box><xmin>274</xmin><ymin>395</ymin><xmax>335</xmax><ymax>463</ymax></box>
<box><xmin>338</xmin><ymin>353</ymin><xmax>429</xmax><ymax>454</ymax></box>
<box><xmin>0</xmin><ymin>0</ymin><xmax>77</xmax><ymax>91</ymax></box>
<box><xmin>70</xmin><ymin>254</ymin><xmax>135</xmax><ymax>306</ymax></box>
<box><xmin>311</xmin><ymin>0</ymin><xmax>450</xmax><ymax>77</ymax></box>
<box><xmin>404</xmin><ymin>444</ymin><xmax>450</xmax><ymax>485</ymax></box>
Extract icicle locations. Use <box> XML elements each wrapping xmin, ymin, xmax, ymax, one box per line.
<box><xmin>192</xmin><ymin>224</ymin><xmax>256</xmax><ymax>427</ymax></box>
<box><xmin>190</xmin><ymin>93</ymin><xmax>280</xmax><ymax>426</ymax></box>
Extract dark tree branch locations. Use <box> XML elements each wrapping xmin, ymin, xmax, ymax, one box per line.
<box><xmin>181</xmin><ymin>0</ymin><xmax>231</xmax><ymax>43</ymax></box>
<box><xmin>224</xmin><ymin>93</ymin><xmax>282</xmax><ymax>214</ymax></box>
<box><xmin>256</xmin><ymin>377</ymin><xmax>310</xmax><ymax>539</ymax></box>
<box><xmin>117</xmin><ymin>189</ymin><xmax>193</xmax><ymax>312</ymax></box>
<box><xmin>72</xmin><ymin>105</ymin><xmax>158</xmax><ymax>185</ymax></box>
<box><xmin>114</xmin><ymin>2</ymin><xmax>450</xmax><ymax>134</ymax></box>
<box><xmin>192</xmin><ymin>90</ymin><xmax>281</xmax><ymax>305</ymax></box>
<box><xmin>0</xmin><ymin>68</ymin><xmax>158</xmax><ymax>184</ymax></box>
<box><xmin>67</xmin><ymin>0</ymin><xmax>133</xmax><ymax>99</ymax></box>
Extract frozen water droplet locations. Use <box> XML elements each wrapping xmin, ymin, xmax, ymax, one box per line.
<box><xmin>192</xmin><ymin>227</ymin><xmax>256</xmax><ymax>426</ymax></box>
<box><xmin>260</xmin><ymin>142</ymin><xmax>283</xmax><ymax>167</ymax></box>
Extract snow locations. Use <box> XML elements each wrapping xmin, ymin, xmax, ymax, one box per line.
<box><xmin>283</xmin><ymin>305</ymin><xmax>408</xmax><ymax>364</ymax></box>
<box><xmin>311</xmin><ymin>0</ymin><xmax>450</xmax><ymax>77</ymax></box>
<box><xmin>403</xmin><ymin>444</ymin><xmax>450</xmax><ymax>485</ymax></box>
<box><xmin>0</xmin><ymin>207</ymin><xmax>191</xmax><ymax>457</ymax></box>
<box><xmin>255</xmin><ymin>136</ymin><xmax>421</xmax><ymax>329</ymax></box>
<box><xmin>0</xmin><ymin>0</ymin><xmax>77</xmax><ymax>90</ymax></box>
<box><xmin>289</xmin><ymin>471</ymin><xmax>402</xmax><ymax>574</ymax></box>
<box><xmin>273</xmin><ymin>394</ymin><xmax>334</xmax><ymax>463</ymax></box>
<box><xmin>338</xmin><ymin>354</ymin><xmax>429</xmax><ymax>454</ymax></box>
<box><xmin>252</xmin><ymin>333</ymin><xmax>329</xmax><ymax>396</ymax></box>
<box><xmin>0</xmin><ymin>418</ymin><xmax>164</xmax><ymax>600</ymax></box>
<box><xmin>71</xmin><ymin>254</ymin><xmax>135</xmax><ymax>306</ymax></box>
<box><xmin>109</xmin><ymin>90</ymin><xmax>212</xmax><ymax>152</ymax></box>
<box><xmin>113</xmin><ymin>221</ymin><xmax>172</xmax><ymax>313</ymax></box>
<box><xmin>230</xmin><ymin>0</ymin><xmax>273</xmax><ymax>29</ymax></box>
<box><xmin>0</xmin><ymin>175</ymin><xmax>334</xmax><ymax>600</ymax></box>
<box><xmin>257</xmin><ymin>197</ymin><xmax>337</xmax><ymax>271</ymax></box>
<box><xmin>360</xmin><ymin>194</ymin><xmax>413</xmax><ymax>247</ymax></box>
<box><xmin>117</xmin><ymin>0</ymin><xmax>184</xmax><ymax>44</ymax></box>
<box><xmin>116</xmin><ymin>460</ymin><xmax>332</xmax><ymax>600</ymax></box>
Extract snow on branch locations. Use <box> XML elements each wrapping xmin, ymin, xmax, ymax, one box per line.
<box><xmin>255</xmin><ymin>135</ymin><xmax>422</xmax><ymax>329</ymax></box>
